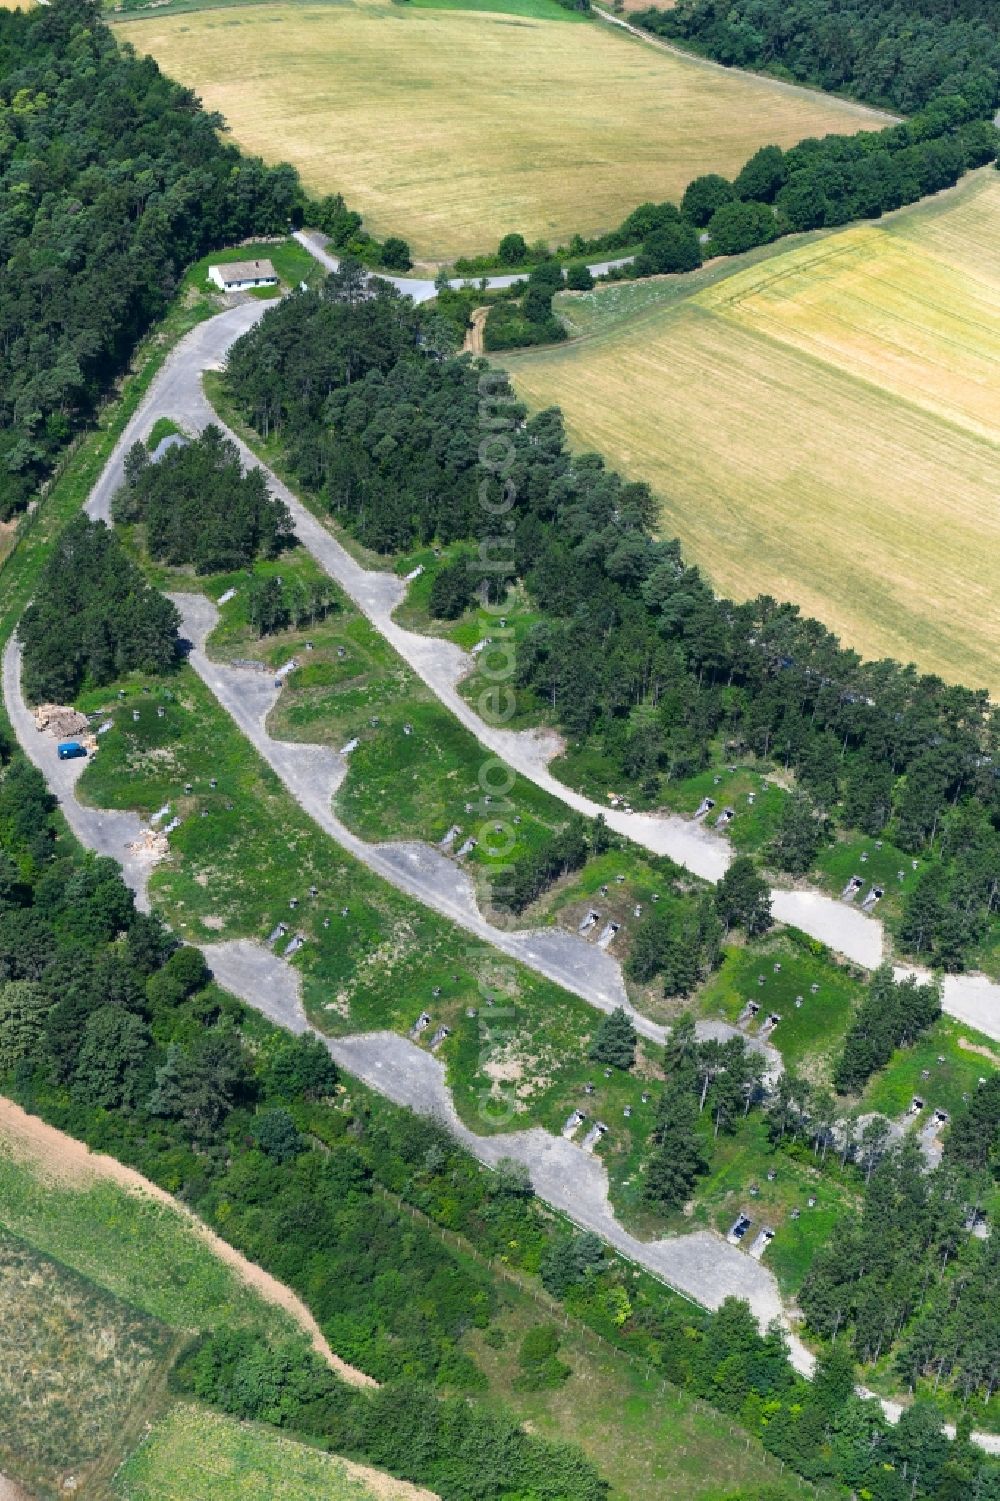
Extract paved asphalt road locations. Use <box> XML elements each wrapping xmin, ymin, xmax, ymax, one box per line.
<box><xmin>2</xmin><ymin>234</ymin><xmax>998</xmax><ymax>1458</ymax></box>
<box><xmin>5</xmin><ymin>620</ymin><xmax>997</xmax><ymax>1445</ymax></box>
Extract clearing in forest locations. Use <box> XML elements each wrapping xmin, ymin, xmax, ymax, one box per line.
<box><xmin>115</xmin><ymin>0</ymin><xmax>890</xmax><ymax>260</ymax></box>
<box><xmin>505</xmin><ymin>170</ymin><xmax>1000</xmax><ymax>694</ymax></box>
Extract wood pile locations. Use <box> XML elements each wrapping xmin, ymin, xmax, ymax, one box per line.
<box><xmin>33</xmin><ymin>703</ymin><xmax>90</xmax><ymax>738</ymax></box>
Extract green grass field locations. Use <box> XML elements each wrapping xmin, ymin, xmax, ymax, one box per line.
<box><xmin>696</xmin><ymin>938</ymin><xmax>864</xmax><ymax>1085</ymax></box>
<box><xmin>115</xmin><ymin>1404</ymin><xmax>420</xmax><ymax>1501</ymax></box>
<box><xmin>685</xmin><ymin>1118</ymin><xmax>859</xmax><ymax>1300</ymax></box>
<box><xmin>506</xmin><ymin>171</ymin><xmax>1000</xmax><ymax>694</ymax></box>
<box><xmin>190</xmin><ymin>542</ymin><xmax>583</xmax><ymax>915</ymax></box>
<box><xmin>0</xmin><ymin>1147</ymin><xmax>297</xmax><ymax>1339</ymax></box>
<box><xmin>116</xmin><ymin>0</ymin><xmax>889</xmax><ymax>260</ymax></box>
<box><xmin>70</xmin><ymin>612</ymin><xmax>676</xmax><ymax>1186</ymax></box>
<box><xmin>464</xmin><ymin>1299</ymin><xmax>810</xmax><ymax>1501</ymax></box>
<box><xmin>859</xmin><ymin>1015</ymin><xmax>1000</xmax><ymax>1122</ymax></box>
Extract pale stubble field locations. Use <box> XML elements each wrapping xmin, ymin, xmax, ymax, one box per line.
<box><xmin>117</xmin><ymin>0</ymin><xmax>890</xmax><ymax>259</ymax></box>
<box><xmin>506</xmin><ymin>171</ymin><xmax>1000</xmax><ymax>693</ymax></box>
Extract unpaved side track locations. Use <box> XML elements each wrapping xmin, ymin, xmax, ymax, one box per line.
<box><xmin>0</xmin><ymin>1095</ymin><xmax>374</xmax><ymax>1389</ymax></box>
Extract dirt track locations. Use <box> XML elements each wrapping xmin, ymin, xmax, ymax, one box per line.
<box><xmin>0</xmin><ymin>1474</ymin><xmax>32</xmax><ymax>1501</ymax></box>
<box><xmin>462</xmin><ymin>306</ymin><xmax>488</xmax><ymax>356</ymax></box>
<box><xmin>0</xmin><ymin>1095</ymin><xmax>375</xmax><ymax>1390</ymax></box>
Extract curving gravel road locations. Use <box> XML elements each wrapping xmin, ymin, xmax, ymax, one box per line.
<box><xmin>2</xmin><ymin>637</ymin><xmax>160</xmax><ymax>910</ymax></box>
<box><xmin>201</xmin><ymin>936</ymin><xmax>786</xmax><ymax>1327</ymax></box>
<box><xmin>5</xmin><ymin>610</ymin><xmax>997</xmax><ymax>1444</ymax></box>
<box><xmin>74</xmin><ymin>294</ymin><xmax>1000</xmax><ymax>1040</ymax></box>
<box><xmin>198</xmin><ymin>936</ymin><xmax>1000</xmax><ymax>1453</ymax></box>
<box><xmin>291</xmin><ymin>230</ymin><xmax>636</xmax><ymax>304</ymax></box>
<box><xmin>171</xmin><ymin>591</ymin><xmax>783</xmax><ymax>1074</ymax></box>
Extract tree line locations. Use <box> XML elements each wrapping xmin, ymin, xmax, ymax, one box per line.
<box><xmin>223</xmin><ymin>276</ymin><xmax>999</xmax><ymax>973</ymax></box>
<box><xmin>0</xmin><ymin>0</ymin><xmax>395</xmax><ymax>522</ymax></box>
<box><xmin>834</xmin><ymin>965</ymin><xmax>942</xmax><ymax>1093</ymax></box>
<box><xmin>632</xmin><ymin>0</ymin><xmax>1000</xmax><ymax>115</ymax></box>
<box><xmin>456</xmin><ymin>94</ymin><xmax>996</xmax><ymax>292</ymax></box>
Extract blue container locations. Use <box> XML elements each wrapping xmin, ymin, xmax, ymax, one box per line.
<box><xmin>57</xmin><ymin>741</ymin><xmax>87</xmax><ymax>761</ymax></box>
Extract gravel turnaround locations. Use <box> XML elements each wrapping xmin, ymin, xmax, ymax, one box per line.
<box><xmin>2</xmin><ymin>636</ymin><xmax>160</xmax><ymax>910</ymax></box>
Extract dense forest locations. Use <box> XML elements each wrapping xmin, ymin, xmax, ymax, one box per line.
<box><xmin>0</xmin><ymin>0</ymin><xmax>372</xmax><ymax>520</ymax></box>
<box><xmin>3</xmin><ymin>713</ymin><xmax>1000</xmax><ymax>1495</ymax></box>
<box><xmin>113</xmin><ymin>426</ymin><xmax>295</xmax><ymax>572</ymax></box>
<box><xmin>19</xmin><ymin>516</ymin><xmax>179</xmax><ymax>702</ymax></box>
<box><xmin>224</xmin><ymin>274</ymin><xmax>1000</xmax><ymax>972</ymax></box>
<box><xmin>632</xmin><ymin>0</ymin><xmax>1000</xmax><ymax>114</ymax></box>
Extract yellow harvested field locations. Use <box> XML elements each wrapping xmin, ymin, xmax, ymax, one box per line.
<box><xmin>506</xmin><ymin>174</ymin><xmax>1000</xmax><ymax>693</ymax></box>
<box><xmin>696</xmin><ymin>225</ymin><xmax>1000</xmax><ymax>444</ymax></box>
<box><xmin>116</xmin><ymin>0</ymin><xmax>890</xmax><ymax>259</ymax></box>
<box><xmin>884</xmin><ymin>167</ymin><xmax>1000</xmax><ymax>282</ymax></box>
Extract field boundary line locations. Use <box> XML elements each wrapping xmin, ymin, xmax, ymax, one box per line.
<box><xmin>591</xmin><ymin>5</ymin><xmax>899</xmax><ymax>123</ymax></box>
<box><xmin>0</xmin><ymin>1095</ymin><xmax>375</xmax><ymax>1390</ymax></box>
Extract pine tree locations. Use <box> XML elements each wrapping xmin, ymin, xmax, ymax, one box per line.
<box><xmin>589</xmin><ymin>1006</ymin><xmax>637</xmax><ymax>1071</ymax></box>
<box><xmin>646</xmin><ymin>1084</ymin><xmax>705</xmax><ymax>1209</ymax></box>
<box><xmin>715</xmin><ymin>856</ymin><xmax>772</xmax><ymax>937</ymax></box>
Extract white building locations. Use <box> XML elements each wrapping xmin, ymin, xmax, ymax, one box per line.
<box><xmin>208</xmin><ymin>259</ymin><xmax>279</xmax><ymax>292</ymax></box>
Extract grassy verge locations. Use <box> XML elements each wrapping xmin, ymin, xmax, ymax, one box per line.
<box><xmin>463</xmin><ymin>1297</ymin><xmax>808</xmax><ymax>1501</ymax></box>
<box><xmin>695</xmin><ymin>937</ymin><xmax>864</xmax><ymax>1084</ymax></box>
<box><xmin>114</xmin><ymin>1404</ymin><xmax>406</xmax><ymax>1501</ymax></box>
